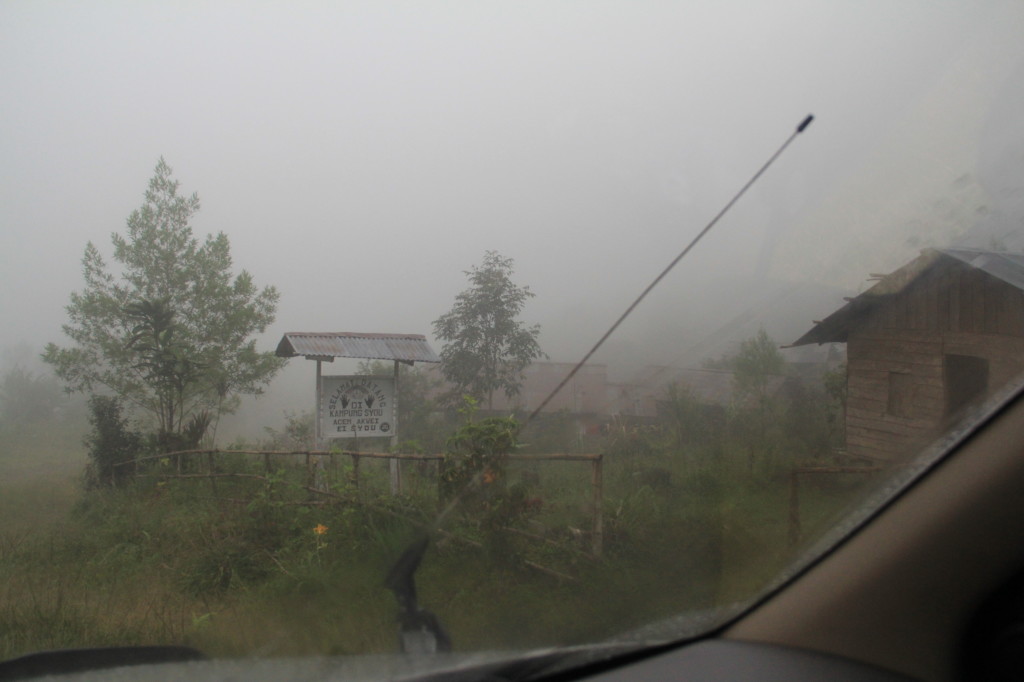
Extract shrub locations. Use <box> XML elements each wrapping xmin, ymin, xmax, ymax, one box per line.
<box><xmin>83</xmin><ymin>395</ymin><xmax>141</xmax><ymax>489</ymax></box>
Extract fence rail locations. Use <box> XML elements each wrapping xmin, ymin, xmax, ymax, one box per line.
<box><xmin>114</xmin><ymin>447</ymin><xmax>604</xmax><ymax>558</ymax></box>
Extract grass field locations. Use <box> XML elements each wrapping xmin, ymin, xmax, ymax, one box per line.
<box><xmin>0</xmin><ymin>418</ymin><xmax>878</xmax><ymax>661</ymax></box>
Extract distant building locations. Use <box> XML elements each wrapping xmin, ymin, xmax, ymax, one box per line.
<box><xmin>612</xmin><ymin>366</ymin><xmax>790</xmax><ymax>419</ymax></box>
<box><xmin>790</xmin><ymin>248</ymin><xmax>1024</xmax><ymax>461</ymax></box>
<box><xmin>487</xmin><ymin>361</ymin><xmax>611</xmax><ymax>417</ymax></box>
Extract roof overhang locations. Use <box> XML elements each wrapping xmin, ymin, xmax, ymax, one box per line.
<box><xmin>275</xmin><ymin>332</ymin><xmax>440</xmax><ymax>364</ymax></box>
<box><xmin>788</xmin><ymin>248</ymin><xmax>1024</xmax><ymax>347</ymax></box>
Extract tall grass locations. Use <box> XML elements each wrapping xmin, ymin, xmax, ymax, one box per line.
<box><xmin>1</xmin><ymin>417</ymin><xmax>878</xmax><ymax>661</ymax></box>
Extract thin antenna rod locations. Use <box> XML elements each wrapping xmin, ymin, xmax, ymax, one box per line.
<box><xmin>526</xmin><ymin>114</ymin><xmax>814</xmax><ymax>424</ymax></box>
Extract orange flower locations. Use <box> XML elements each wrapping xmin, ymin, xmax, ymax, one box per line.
<box><xmin>482</xmin><ymin>469</ymin><xmax>496</xmax><ymax>484</ymax></box>
<box><xmin>313</xmin><ymin>524</ymin><xmax>328</xmax><ymax>536</ymax></box>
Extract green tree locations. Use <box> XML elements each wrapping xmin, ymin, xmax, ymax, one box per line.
<box><xmin>432</xmin><ymin>251</ymin><xmax>545</xmax><ymax>409</ymax></box>
<box><xmin>731</xmin><ymin>328</ymin><xmax>785</xmax><ymax>471</ymax></box>
<box><xmin>43</xmin><ymin>158</ymin><xmax>284</xmax><ymax>447</ymax></box>
<box><xmin>732</xmin><ymin>328</ymin><xmax>785</xmax><ymax>404</ymax></box>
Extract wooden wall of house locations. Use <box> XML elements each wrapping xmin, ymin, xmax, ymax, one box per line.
<box><xmin>845</xmin><ymin>264</ymin><xmax>1024</xmax><ymax>462</ymax></box>
<box><xmin>846</xmin><ymin>329</ymin><xmax>943</xmax><ymax>461</ymax></box>
<box><xmin>860</xmin><ymin>261</ymin><xmax>1024</xmax><ymax>337</ymax></box>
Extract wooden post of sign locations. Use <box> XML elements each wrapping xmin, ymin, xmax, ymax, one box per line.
<box><xmin>312</xmin><ymin>359</ymin><xmax>327</xmax><ymax>492</ymax></box>
<box><xmin>315</xmin><ymin>359</ymin><xmax>322</xmax><ymax>450</ymax></box>
<box><xmin>389</xmin><ymin>360</ymin><xmax>402</xmax><ymax>495</ymax></box>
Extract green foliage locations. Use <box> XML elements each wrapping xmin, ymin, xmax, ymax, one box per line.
<box><xmin>658</xmin><ymin>383</ymin><xmax>725</xmax><ymax>454</ymax></box>
<box><xmin>438</xmin><ymin>403</ymin><xmax>530</xmax><ymax>564</ymax></box>
<box><xmin>84</xmin><ymin>395</ymin><xmax>141</xmax><ymax>489</ymax></box>
<box><xmin>730</xmin><ymin>329</ymin><xmax>786</xmax><ymax>471</ymax></box>
<box><xmin>732</xmin><ymin>328</ymin><xmax>785</xmax><ymax>404</ymax></box>
<box><xmin>43</xmin><ymin>158</ymin><xmax>284</xmax><ymax>442</ymax></box>
<box><xmin>1</xmin><ymin>394</ymin><xmax>882</xmax><ymax>660</ymax></box>
<box><xmin>433</xmin><ymin>251</ymin><xmax>545</xmax><ymax>409</ymax></box>
<box><xmin>517</xmin><ymin>409</ymin><xmax>579</xmax><ymax>454</ymax></box>
<box><xmin>439</xmin><ymin>400</ymin><xmax>519</xmax><ymax>504</ymax></box>
<box><xmin>262</xmin><ymin>411</ymin><xmax>316</xmax><ymax>450</ymax></box>
<box><xmin>603</xmin><ymin>416</ymin><xmax>658</xmax><ymax>459</ymax></box>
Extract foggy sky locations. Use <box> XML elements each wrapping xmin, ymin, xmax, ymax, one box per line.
<box><xmin>3</xmin><ymin>1</ymin><xmax>1023</xmax><ymax>433</ymax></box>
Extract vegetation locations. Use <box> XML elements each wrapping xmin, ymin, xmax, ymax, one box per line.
<box><xmin>3</xmin><ymin>322</ymin><xmax>861</xmax><ymax>662</ymax></box>
<box><xmin>83</xmin><ymin>395</ymin><xmax>140</xmax><ymax>489</ymax></box>
<box><xmin>0</xmin><ymin>364</ymin><xmax>67</xmax><ymax>429</ymax></box>
<box><xmin>0</xmin><ymin>402</ymin><xmax>867</xmax><ymax>662</ymax></box>
<box><xmin>433</xmin><ymin>251</ymin><xmax>545</xmax><ymax>409</ymax></box>
<box><xmin>732</xmin><ymin>327</ymin><xmax>785</xmax><ymax>406</ymax></box>
<box><xmin>356</xmin><ymin>360</ymin><xmax>447</xmax><ymax>453</ymax></box>
<box><xmin>438</xmin><ymin>398</ymin><xmax>517</xmax><ymax>504</ymax></box>
<box><xmin>42</xmin><ymin>158</ymin><xmax>284</xmax><ymax>450</ymax></box>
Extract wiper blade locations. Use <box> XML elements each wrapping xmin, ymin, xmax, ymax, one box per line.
<box><xmin>385</xmin><ymin>535</ymin><xmax>452</xmax><ymax>655</ymax></box>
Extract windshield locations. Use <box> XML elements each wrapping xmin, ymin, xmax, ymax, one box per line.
<box><xmin>3</xmin><ymin>0</ymin><xmax>1023</xmax><ymax>672</ymax></box>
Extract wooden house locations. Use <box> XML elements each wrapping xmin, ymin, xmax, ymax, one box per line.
<box><xmin>790</xmin><ymin>248</ymin><xmax>1024</xmax><ymax>461</ymax></box>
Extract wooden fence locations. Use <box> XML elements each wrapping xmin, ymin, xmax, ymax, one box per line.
<box><xmin>787</xmin><ymin>465</ymin><xmax>882</xmax><ymax>547</ymax></box>
<box><xmin>115</xmin><ymin>448</ymin><xmax>604</xmax><ymax>558</ymax></box>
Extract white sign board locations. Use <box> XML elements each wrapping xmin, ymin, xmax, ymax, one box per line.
<box><xmin>321</xmin><ymin>375</ymin><xmax>396</xmax><ymax>439</ymax></box>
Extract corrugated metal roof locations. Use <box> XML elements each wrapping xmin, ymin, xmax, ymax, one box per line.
<box><xmin>790</xmin><ymin>248</ymin><xmax>1024</xmax><ymax>346</ymax></box>
<box><xmin>275</xmin><ymin>332</ymin><xmax>440</xmax><ymax>363</ymax></box>
<box><xmin>942</xmin><ymin>248</ymin><xmax>1024</xmax><ymax>292</ymax></box>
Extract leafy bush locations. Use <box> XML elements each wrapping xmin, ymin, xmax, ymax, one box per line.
<box><xmin>439</xmin><ymin>406</ymin><xmax>518</xmax><ymax>504</ymax></box>
<box><xmin>83</xmin><ymin>395</ymin><xmax>141</xmax><ymax>489</ymax></box>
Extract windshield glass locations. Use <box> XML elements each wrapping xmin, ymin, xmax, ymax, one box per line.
<box><xmin>3</xmin><ymin>0</ymin><xmax>1023</xmax><ymax>670</ymax></box>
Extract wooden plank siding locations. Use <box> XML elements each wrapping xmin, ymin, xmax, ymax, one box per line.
<box><xmin>844</xmin><ymin>268</ymin><xmax>1024</xmax><ymax>462</ymax></box>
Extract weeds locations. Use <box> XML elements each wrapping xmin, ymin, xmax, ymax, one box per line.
<box><xmin>1</xmin><ymin>400</ymin><xmax>876</xmax><ymax>660</ymax></box>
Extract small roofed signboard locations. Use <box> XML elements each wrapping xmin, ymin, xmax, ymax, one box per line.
<box><xmin>321</xmin><ymin>375</ymin><xmax>395</xmax><ymax>438</ymax></box>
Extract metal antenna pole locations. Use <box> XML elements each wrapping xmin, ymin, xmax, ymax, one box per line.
<box><xmin>526</xmin><ymin>114</ymin><xmax>815</xmax><ymax>424</ymax></box>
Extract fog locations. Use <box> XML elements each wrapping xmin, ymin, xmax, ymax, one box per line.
<box><xmin>3</xmin><ymin>2</ymin><xmax>1023</xmax><ymax>437</ymax></box>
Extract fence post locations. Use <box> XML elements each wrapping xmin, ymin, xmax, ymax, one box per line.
<box><xmin>263</xmin><ymin>452</ymin><xmax>272</xmax><ymax>496</ymax></box>
<box><xmin>351</xmin><ymin>454</ymin><xmax>361</xmax><ymax>490</ymax></box>
<box><xmin>207</xmin><ymin>451</ymin><xmax>217</xmax><ymax>496</ymax></box>
<box><xmin>591</xmin><ymin>455</ymin><xmax>604</xmax><ymax>557</ymax></box>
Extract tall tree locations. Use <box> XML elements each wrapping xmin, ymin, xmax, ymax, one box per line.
<box><xmin>433</xmin><ymin>251</ymin><xmax>545</xmax><ymax>409</ymax></box>
<box><xmin>732</xmin><ymin>328</ymin><xmax>785</xmax><ymax>404</ymax></box>
<box><xmin>732</xmin><ymin>328</ymin><xmax>785</xmax><ymax>470</ymax></box>
<box><xmin>43</xmin><ymin>158</ymin><xmax>284</xmax><ymax>446</ymax></box>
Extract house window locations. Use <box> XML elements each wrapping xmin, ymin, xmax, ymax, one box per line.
<box><xmin>945</xmin><ymin>354</ymin><xmax>989</xmax><ymax>417</ymax></box>
<box><xmin>887</xmin><ymin>372</ymin><xmax>914</xmax><ymax>418</ymax></box>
